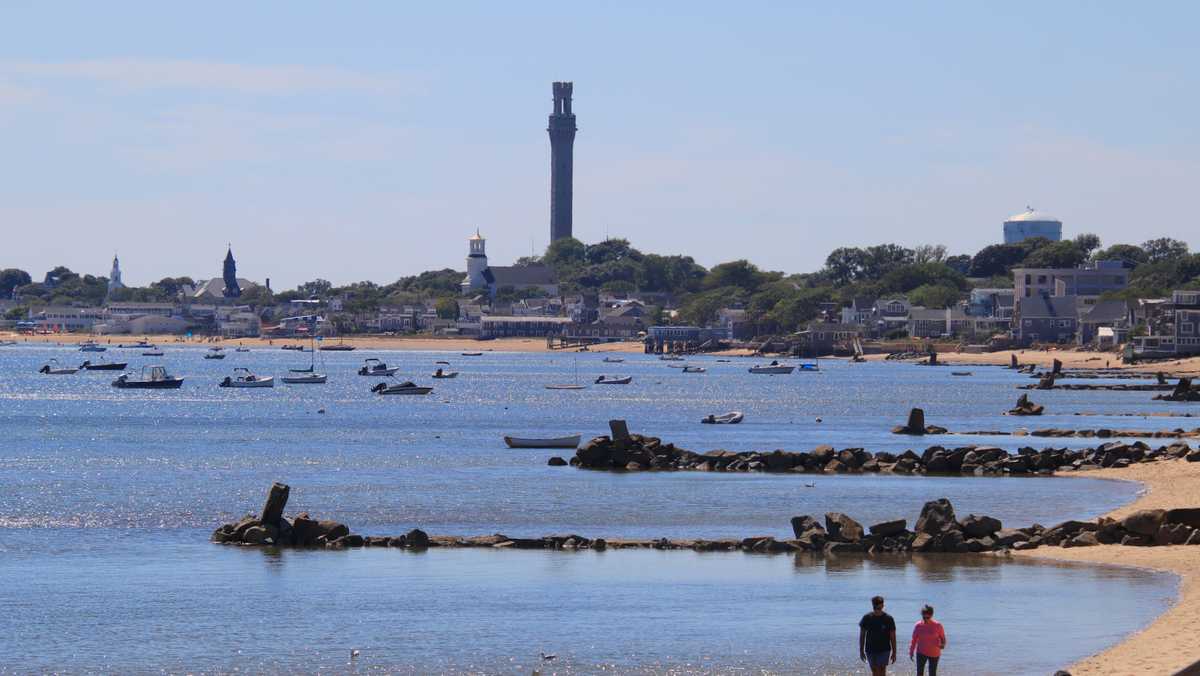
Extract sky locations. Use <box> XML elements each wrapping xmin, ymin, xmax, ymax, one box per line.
<box><xmin>2</xmin><ymin>2</ymin><xmax>1198</xmax><ymax>289</ymax></box>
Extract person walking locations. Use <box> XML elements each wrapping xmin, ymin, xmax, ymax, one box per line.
<box><xmin>909</xmin><ymin>604</ymin><xmax>947</xmax><ymax>676</ymax></box>
<box><xmin>859</xmin><ymin>595</ymin><xmax>896</xmax><ymax>675</ymax></box>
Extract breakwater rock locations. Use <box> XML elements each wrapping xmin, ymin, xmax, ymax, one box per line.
<box><xmin>568</xmin><ymin>435</ymin><xmax>1200</xmax><ymax>474</ymax></box>
<box><xmin>1155</xmin><ymin>377</ymin><xmax>1200</xmax><ymax>402</ymax></box>
<box><xmin>213</xmin><ymin>490</ymin><xmax>1200</xmax><ymax>556</ymax></box>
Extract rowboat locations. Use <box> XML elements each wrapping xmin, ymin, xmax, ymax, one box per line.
<box><xmin>545</xmin><ymin>384</ymin><xmax>587</xmax><ymax>390</ymax></box>
<box><xmin>701</xmin><ymin>411</ymin><xmax>744</xmax><ymax>424</ymax></box>
<box><xmin>461</xmin><ymin>351</ymin><xmax>483</xmax><ymax>357</ymax></box>
<box><xmin>80</xmin><ymin>359</ymin><xmax>128</xmax><ymax>371</ymax></box>
<box><xmin>951</xmin><ymin>371</ymin><xmax>973</xmax><ymax>377</ymax></box>
<box><xmin>595</xmin><ymin>375</ymin><xmax>632</xmax><ymax>384</ymax></box>
<box><xmin>503</xmin><ymin>434</ymin><xmax>581</xmax><ymax>449</ymax></box>
<box><xmin>282</xmin><ymin>373</ymin><xmax>327</xmax><ymax>384</ymax></box>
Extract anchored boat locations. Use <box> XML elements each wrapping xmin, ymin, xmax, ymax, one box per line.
<box><xmin>112</xmin><ymin>365</ymin><xmax>184</xmax><ymax>389</ymax></box>
<box><xmin>219</xmin><ymin>368</ymin><xmax>274</xmax><ymax>388</ymax></box>
<box><xmin>80</xmin><ymin>359</ymin><xmax>128</xmax><ymax>371</ymax></box>
<box><xmin>39</xmin><ymin>359</ymin><xmax>79</xmax><ymax>375</ymax></box>
<box><xmin>358</xmin><ymin>358</ymin><xmax>399</xmax><ymax>376</ymax></box>
<box><xmin>503</xmin><ymin>434</ymin><xmax>581</xmax><ymax>449</ymax></box>
<box><xmin>370</xmin><ymin>381</ymin><xmax>432</xmax><ymax>395</ymax></box>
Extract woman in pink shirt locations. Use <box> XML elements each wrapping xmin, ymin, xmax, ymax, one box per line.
<box><xmin>909</xmin><ymin>604</ymin><xmax>947</xmax><ymax>676</ymax></box>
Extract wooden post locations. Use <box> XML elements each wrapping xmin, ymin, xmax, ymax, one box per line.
<box><xmin>906</xmin><ymin>408</ymin><xmax>925</xmax><ymax>433</ymax></box>
<box><xmin>260</xmin><ymin>482</ymin><xmax>290</xmax><ymax>527</ymax></box>
<box><xmin>609</xmin><ymin>419</ymin><xmax>631</xmax><ymax>441</ymax></box>
<box><xmin>1010</xmin><ymin>354</ymin><xmax>1019</xmax><ymax>369</ymax></box>
<box><xmin>1052</xmin><ymin>359</ymin><xmax>1063</xmax><ymax>376</ymax></box>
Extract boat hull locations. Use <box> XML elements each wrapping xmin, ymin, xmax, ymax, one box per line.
<box><xmin>749</xmin><ymin>366</ymin><xmax>795</xmax><ymax>374</ymax></box>
<box><xmin>282</xmin><ymin>375</ymin><xmax>327</xmax><ymax>384</ymax></box>
<box><xmin>504</xmin><ymin>435</ymin><xmax>581</xmax><ymax>449</ymax></box>
<box><xmin>81</xmin><ymin>362</ymin><xmax>128</xmax><ymax>371</ymax></box>
<box><xmin>375</xmin><ymin>386</ymin><xmax>433</xmax><ymax>395</ymax></box>
<box><xmin>112</xmin><ymin>378</ymin><xmax>184</xmax><ymax>389</ymax></box>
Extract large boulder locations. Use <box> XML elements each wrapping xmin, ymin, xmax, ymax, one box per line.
<box><xmin>915</xmin><ymin>498</ymin><xmax>959</xmax><ymax>535</ymax></box>
<box><xmin>790</xmin><ymin>515</ymin><xmax>823</xmax><ymax>538</ymax></box>
<box><xmin>961</xmin><ymin>514</ymin><xmax>1002</xmax><ymax>538</ymax></box>
<box><xmin>291</xmin><ymin>513</ymin><xmax>323</xmax><ymax>546</ymax></box>
<box><xmin>825</xmin><ymin>513</ymin><xmax>864</xmax><ymax>542</ymax></box>
<box><xmin>1122</xmin><ymin>510</ymin><xmax>1167</xmax><ymax>536</ymax></box>
<box><xmin>1165</xmin><ymin>508</ymin><xmax>1200</xmax><ymax>530</ymax></box>
<box><xmin>869</xmin><ymin>519</ymin><xmax>907</xmax><ymax>538</ymax></box>
<box><xmin>405</xmin><ymin>528</ymin><xmax>431</xmax><ymax>549</ymax></box>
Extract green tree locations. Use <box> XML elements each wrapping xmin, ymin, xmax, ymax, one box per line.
<box><xmin>435</xmin><ymin>297</ymin><xmax>459</xmax><ymax>319</ymax></box>
<box><xmin>908</xmin><ymin>283</ymin><xmax>962</xmax><ymax>308</ymax></box>
<box><xmin>1094</xmin><ymin>244</ymin><xmax>1147</xmax><ymax>268</ymax></box>
<box><xmin>295</xmin><ymin>279</ymin><xmax>333</xmax><ymax>299</ymax></box>
<box><xmin>1023</xmin><ymin>240</ymin><xmax>1088</xmax><ymax>269</ymax></box>
<box><xmin>1073</xmin><ymin>233</ymin><xmax>1102</xmax><ymax>256</ymax></box>
<box><xmin>1141</xmin><ymin>237</ymin><xmax>1189</xmax><ymax>264</ymax></box>
<box><xmin>703</xmin><ymin>260</ymin><xmax>776</xmax><ymax>292</ymax></box>
<box><xmin>0</xmin><ymin>268</ymin><xmax>32</xmax><ymax>297</ymax></box>
<box><xmin>150</xmin><ymin>276</ymin><xmax>195</xmax><ymax>298</ymax></box>
<box><xmin>543</xmin><ymin>237</ymin><xmax>587</xmax><ymax>267</ymax></box>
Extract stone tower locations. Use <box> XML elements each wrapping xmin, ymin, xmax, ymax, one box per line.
<box><xmin>548</xmin><ymin>81</ymin><xmax>577</xmax><ymax>242</ymax></box>
<box><xmin>461</xmin><ymin>230</ymin><xmax>489</xmax><ymax>294</ymax></box>
<box><xmin>223</xmin><ymin>246</ymin><xmax>241</xmax><ymax>298</ymax></box>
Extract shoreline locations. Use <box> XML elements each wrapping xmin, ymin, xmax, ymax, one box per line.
<box><xmin>864</xmin><ymin>347</ymin><xmax>1200</xmax><ymax>377</ymax></box>
<box><xmin>1017</xmin><ymin>459</ymin><xmax>1200</xmax><ymax>675</ymax></box>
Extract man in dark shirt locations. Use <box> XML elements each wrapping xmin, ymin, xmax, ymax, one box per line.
<box><xmin>859</xmin><ymin>595</ymin><xmax>897</xmax><ymax>675</ymax></box>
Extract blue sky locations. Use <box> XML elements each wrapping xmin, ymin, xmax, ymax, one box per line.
<box><xmin>2</xmin><ymin>2</ymin><xmax>1197</xmax><ymax>288</ymax></box>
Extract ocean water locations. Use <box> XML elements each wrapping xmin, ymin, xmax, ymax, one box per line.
<box><xmin>0</xmin><ymin>343</ymin><xmax>1180</xmax><ymax>673</ymax></box>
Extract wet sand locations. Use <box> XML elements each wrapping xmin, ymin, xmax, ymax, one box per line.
<box><xmin>866</xmin><ymin>348</ymin><xmax>1200</xmax><ymax>377</ymax></box>
<box><xmin>1018</xmin><ymin>459</ymin><xmax>1200</xmax><ymax>675</ymax></box>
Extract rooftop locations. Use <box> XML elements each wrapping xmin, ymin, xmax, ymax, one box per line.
<box><xmin>1005</xmin><ymin>208</ymin><xmax>1061</xmax><ymax>224</ymax></box>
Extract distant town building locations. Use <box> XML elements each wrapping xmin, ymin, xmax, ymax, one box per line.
<box><xmin>1014</xmin><ymin>294</ymin><xmax>1078</xmax><ymax>345</ymax></box>
<box><xmin>222</xmin><ymin>246</ymin><xmax>241</xmax><ymax>298</ymax></box>
<box><xmin>548</xmin><ymin>81</ymin><xmax>577</xmax><ymax>242</ymax></box>
<box><xmin>1012</xmin><ymin>260</ymin><xmax>1128</xmax><ymax>304</ymax></box>
<box><xmin>1003</xmin><ymin>208</ymin><xmax>1063</xmax><ymax>244</ymax></box>
<box><xmin>107</xmin><ymin>254</ymin><xmax>124</xmax><ymax>297</ymax></box>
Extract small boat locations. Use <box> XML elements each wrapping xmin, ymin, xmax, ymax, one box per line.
<box><xmin>749</xmin><ymin>361</ymin><xmax>795</xmax><ymax>374</ymax></box>
<box><xmin>371</xmin><ymin>381</ymin><xmax>433</xmax><ymax>395</ymax></box>
<box><xmin>595</xmin><ymin>375</ymin><xmax>632</xmax><ymax>385</ymax></box>
<box><xmin>683</xmin><ymin>366</ymin><xmax>707</xmax><ymax>373</ymax></box>
<box><xmin>951</xmin><ymin>371</ymin><xmax>973</xmax><ymax>377</ymax></box>
<box><xmin>208</xmin><ymin>346</ymin><xmax>224</xmax><ymax>352</ymax></box>
<box><xmin>0</xmin><ymin>340</ymin><xmax>17</xmax><ymax>346</ymax></box>
<box><xmin>80</xmin><ymin>359</ymin><xmax>128</xmax><ymax>371</ymax></box>
<box><xmin>797</xmin><ymin>363</ymin><xmax>820</xmax><ymax>372</ymax></box>
<box><xmin>666</xmin><ymin>363</ymin><xmax>689</xmax><ymax>369</ymax></box>
<box><xmin>281</xmin><ymin>344</ymin><xmax>305</xmax><ymax>351</ymax></box>
<box><xmin>219</xmin><ymin>368</ymin><xmax>274</xmax><ymax>388</ymax></box>
<box><xmin>203</xmin><ymin>352</ymin><xmax>226</xmax><ymax>360</ymax></box>
<box><xmin>435</xmin><ymin>360</ymin><xmax>451</xmax><ymax>365</ymax></box>
<box><xmin>79</xmin><ymin>341</ymin><xmax>107</xmax><ymax>353</ymax></box>
<box><xmin>319</xmin><ymin>340</ymin><xmax>356</xmax><ymax>351</ymax></box>
<box><xmin>701</xmin><ymin>411</ymin><xmax>744</xmax><ymax>425</ymax></box>
<box><xmin>235</xmin><ymin>347</ymin><xmax>251</xmax><ymax>353</ymax></box>
<box><xmin>602</xmin><ymin>356</ymin><xmax>625</xmax><ymax>363</ymax></box>
<box><xmin>547</xmin><ymin>359</ymin><xmax>586</xmax><ymax>390</ymax></box>
<box><xmin>112</xmin><ymin>365</ymin><xmax>184</xmax><ymax>389</ymax></box>
<box><xmin>461</xmin><ymin>351</ymin><xmax>483</xmax><ymax>357</ymax></box>
<box><xmin>716</xmin><ymin>359</ymin><xmax>732</xmax><ymax>363</ymax></box>
<box><xmin>659</xmin><ymin>355</ymin><xmax>684</xmax><ymax>361</ymax></box>
<box><xmin>282</xmin><ymin>373</ymin><xmax>328</xmax><ymax>384</ymax></box>
<box><xmin>358</xmin><ymin>358</ymin><xmax>399</xmax><ymax>376</ymax></box>
<box><xmin>432</xmin><ymin>368</ymin><xmax>459</xmax><ymax>379</ymax></box>
<box><xmin>39</xmin><ymin>359</ymin><xmax>78</xmax><ymax>375</ymax></box>
<box><xmin>118</xmin><ymin>341</ymin><xmax>155</xmax><ymax>349</ymax></box>
<box><xmin>142</xmin><ymin>350</ymin><xmax>165</xmax><ymax>357</ymax></box>
<box><xmin>503</xmin><ymin>434</ymin><xmax>581</xmax><ymax>449</ymax></box>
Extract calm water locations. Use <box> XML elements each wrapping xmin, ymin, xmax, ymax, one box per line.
<box><xmin>0</xmin><ymin>344</ymin><xmax>1180</xmax><ymax>672</ymax></box>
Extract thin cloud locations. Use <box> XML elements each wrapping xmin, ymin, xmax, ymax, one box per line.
<box><xmin>0</xmin><ymin>59</ymin><xmax>405</xmax><ymax>95</ymax></box>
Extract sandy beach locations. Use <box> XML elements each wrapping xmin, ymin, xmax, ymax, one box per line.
<box><xmin>866</xmin><ymin>347</ymin><xmax>1200</xmax><ymax>377</ymax></box>
<box><xmin>0</xmin><ymin>332</ymin><xmax>647</xmax><ymax>355</ymax></box>
<box><xmin>1018</xmin><ymin>459</ymin><xmax>1200</xmax><ymax>675</ymax></box>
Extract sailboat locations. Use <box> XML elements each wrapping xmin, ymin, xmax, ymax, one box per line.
<box><xmin>546</xmin><ymin>359</ymin><xmax>587</xmax><ymax>390</ymax></box>
<box><xmin>282</xmin><ymin>336</ymin><xmax>327</xmax><ymax>384</ymax></box>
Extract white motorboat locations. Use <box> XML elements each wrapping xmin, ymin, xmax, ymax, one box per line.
<box><xmin>659</xmin><ymin>355</ymin><xmax>684</xmax><ymax>361</ymax></box>
<box><xmin>595</xmin><ymin>375</ymin><xmax>632</xmax><ymax>384</ymax></box>
<box><xmin>749</xmin><ymin>361</ymin><xmax>795</xmax><ymax>374</ymax></box>
<box><xmin>79</xmin><ymin>341</ymin><xmax>106</xmax><ymax>353</ymax></box>
<box><xmin>701</xmin><ymin>411</ymin><xmax>744</xmax><ymax>424</ymax></box>
<box><xmin>39</xmin><ymin>359</ymin><xmax>79</xmax><ymax>375</ymax></box>
<box><xmin>682</xmin><ymin>366</ymin><xmax>707</xmax><ymax>373</ymax></box>
<box><xmin>358</xmin><ymin>358</ymin><xmax>400</xmax><ymax>376</ymax></box>
<box><xmin>503</xmin><ymin>434</ymin><xmax>581</xmax><ymax>449</ymax></box>
<box><xmin>219</xmin><ymin>368</ymin><xmax>274</xmax><ymax>388</ymax></box>
<box><xmin>371</xmin><ymin>381</ymin><xmax>433</xmax><ymax>395</ymax></box>
<box><xmin>432</xmin><ymin>368</ymin><xmax>459</xmax><ymax>379</ymax></box>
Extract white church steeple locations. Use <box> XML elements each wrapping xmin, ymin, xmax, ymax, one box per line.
<box><xmin>107</xmin><ymin>253</ymin><xmax>124</xmax><ymax>297</ymax></box>
<box><xmin>461</xmin><ymin>230</ymin><xmax>489</xmax><ymax>294</ymax></box>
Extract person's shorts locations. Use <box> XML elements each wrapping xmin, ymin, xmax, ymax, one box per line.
<box><xmin>867</xmin><ymin>651</ymin><xmax>891</xmax><ymax>668</ymax></box>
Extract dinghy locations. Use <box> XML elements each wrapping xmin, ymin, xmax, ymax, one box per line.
<box><xmin>594</xmin><ymin>375</ymin><xmax>632</xmax><ymax>384</ymax></box>
<box><xmin>503</xmin><ymin>434</ymin><xmax>581</xmax><ymax>449</ymax></box>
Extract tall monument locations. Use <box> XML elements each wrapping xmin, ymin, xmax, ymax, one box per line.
<box><xmin>107</xmin><ymin>253</ymin><xmax>124</xmax><ymax>298</ymax></box>
<box><xmin>548</xmin><ymin>81</ymin><xmax>577</xmax><ymax>242</ymax></box>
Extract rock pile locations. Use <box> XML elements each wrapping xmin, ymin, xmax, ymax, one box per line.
<box><xmin>1155</xmin><ymin>377</ymin><xmax>1200</xmax><ymax>402</ymax></box>
<box><xmin>569</xmin><ymin>434</ymin><xmax>1199</xmax><ymax>475</ymax></box>
<box><xmin>1007</xmin><ymin>394</ymin><xmax>1044</xmax><ymax>416</ymax></box>
<box><xmin>890</xmin><ymin>408</ymin><xmax>948</xmax><ymax>435</ymax></box>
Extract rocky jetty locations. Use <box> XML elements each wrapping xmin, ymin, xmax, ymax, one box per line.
<box><xmin>1007</xmin><ymin>394</ymin><xmax>1044</xmax><ymax>416</ymax></box>
<box><xmin>1020</xmin><ymin>381</ymin><xmax>1175</xmax><ymax>391</ymax></box>
<box><xmin>212</xmin><ymin>490</ymin><xmax>1200</xmax><ymax>556</ymax></box>
<box><xmin>568</xmin><ymin>434</ymin><xmax>1200</xmax><ymax>475</ymax></box>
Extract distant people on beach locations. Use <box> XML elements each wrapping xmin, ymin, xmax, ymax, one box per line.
<box><xmin>909</xmin><ymin>604</ymin><xmax>946</xmax><ymax>675</ymax></box>
<box><xmin>859</xmin><ymin>595</ymin><xmax>896</xmax><ymax>675</ymax></box>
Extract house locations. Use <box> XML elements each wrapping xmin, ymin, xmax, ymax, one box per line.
<box><xmin>795</xmin><ymin>321</ymin><xmax>862</xmax><ymax>356</ymax></box>
<box><xmin>967</xmin><ymin>289</ymin><xmax>1015</xmax><ymax>319</ymax></box>
<box><xmin>1077</xmin><ymin>300</ymin><xmax>1131</xmax><ymax>346</ymax></box>
<box><xmin>717</xmin><ymin>307</ymin><xmax>753</xmax><ymax>340</ymax></box>
<box><xmin>105</xmin><ymin>302</ymin><xmax>178</xmax><ymax>320</ymax></box>
<box><xmin>1012</xmin><ymin>261</ymin><xmax>1128</xmax><ymax>306</ymax></box>
<box><xmin>840</xmin><ymin>297</ymin><xmax>877</xmax><ymax>325</ymax></box>
<box><xmin>479</xmin><ymin>315</ymin><xmax>572</xmax><ymax>339</ymax></box>
<box><xmin>645</xmin><ymin>325</ymin><xmax>730</xmax><ymax>352</ymax></box>
<box><xmin>1172</xmin><ymin>290</ymin><xmax>1200</xmax><ymax>355</ymax></box>
<box><xmin>1015</xmin><ymin>295</ymin><xmax>1079</xmax><ymax>345</ymax></box>
<box><xmin>216</xmin><ymin>306</ymin><xmax>262</xmax><ymax>338</ymax></box>
<box><xmin>907</xmin><ymin>307</ymin><xmax>973</xmax><ymax>339</ymax></box>
<box><xmin>483</xmin><ymin>265</ymin><xmax>559</xmax><ymax>300</ymax></box>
